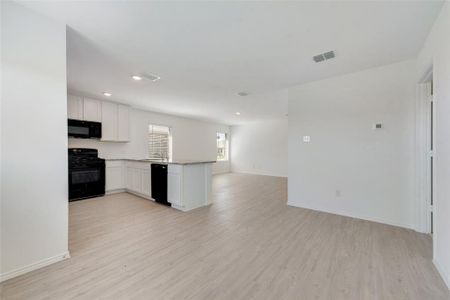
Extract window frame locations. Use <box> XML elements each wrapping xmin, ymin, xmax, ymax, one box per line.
<box><xmin>216</xmin><ymin>132</ymin><xmax>229</xmax><ymax>162</ymax></box>
<box><xmin>148</xmin><ymin>123</ymin><xmax>172</xmax><ymax>161</ymax></box>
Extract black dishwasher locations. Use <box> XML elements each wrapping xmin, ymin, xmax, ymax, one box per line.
<box><xmin>151</xmin><ymin>164</ymin><xmax>170</xmax><ymax>206</ymax></box>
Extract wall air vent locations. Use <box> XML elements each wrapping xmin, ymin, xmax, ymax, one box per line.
<box><xmin>313</xmin><ymin>50</ymin><xmax>336</xmax><ymax>63</ymax></box>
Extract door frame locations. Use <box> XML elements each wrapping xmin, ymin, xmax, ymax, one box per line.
<box><xmin>415</xmin><ymin>70</ymin><xmax>434</xmax><ymax>234</ymax></box>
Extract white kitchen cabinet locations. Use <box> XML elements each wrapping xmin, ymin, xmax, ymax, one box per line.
<box><xmin>141</xmin><ymin>169</ymin><xmax>151</xmax><ymax>197</ymax></box>
<box><xmin>117</xmin><ymin>104</ymin><xmax>130</xmax><ymax>142</ymax></box>
<box><xmin>67</xmin><ymin>95</ymin><xmax>83</xmax><ymax>120</ymax></box>
<box><xmin>68</xmin><ymin>95</ymin><xmax>130</xmax><ymax>142</ymax></box>
<box><xmin>125</xmin><ymin>161</ymin><xmax>151</xmax><ymax>199</ymax></box>
<box><xmin>101</xmin><ymin>101</ymin><xmax>130</xmax><ymax>142</ymax></box>
<box><xmin>101</xmin><ymin>101</ymin><xmax>118</xmax><ymax>141</ymax></box>
<box><xmin>105</xmin><ymin>161</ymin><xmax>125</xmax><ymax>192</ymax></box>
<box><xmin>168</xmin><ymin>163</ymin><xmax>212</xmax><ymax>211</ymax></box>
<box><xmin>168</xmin><ymin>172</ymin><xmax>182</xmax><ymax>207</ymax></box>
<box><xmin>126</xmin><ymin>167</ymin><xmax>134</xmax><ymax>190</ymax></box>
<box><xmin>83</xmin><ymin>98</ymin><xmax>102</xmax><ymax>122</ymax></box>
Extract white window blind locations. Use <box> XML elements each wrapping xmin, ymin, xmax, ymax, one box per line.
<box><xmin>148</xmin><ymin>125</ymin><xmax>171</xmax><ymax>160</ymax></box>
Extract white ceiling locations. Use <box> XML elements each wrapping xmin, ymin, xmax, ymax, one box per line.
<box><xmin>20</xmin><ymin>1</ymin><xmax>443</xmax><ymax>125</ymax></box>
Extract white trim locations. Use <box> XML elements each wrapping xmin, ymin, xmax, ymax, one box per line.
<box><xmin>105</xmin><ymin>189</ymin><xmax>126</xmax><ymax>195</ymax></box>
<box><xmin>414</xmin><ymin>82</ymin><xmax>433</xmax><ymax>233</ymax></box>
<box><xmin>126</xmin><ymin>190</ymin><xmax>153</xmax><ymax>201</ymax></box>
<box><xmin>433</xmin><ymin>259</ymin><xmax>450</xmax><ymax>290</ymax></box>
<box><xmin>232</xmin><ymin>171</ymin><xmax>288</xmax><ymax>178</ymax></box>
<box><xmin>287</xmin><ymin>202</ymin><xmax>414</xmax><ymax>230</ymax></box>
<box><xmin>0</xmin><ymin>251</ymin><xmax>70</xmax><ymax>283</ymax></box>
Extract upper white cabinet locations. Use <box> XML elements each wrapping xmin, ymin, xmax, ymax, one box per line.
<box><xmin>117</xmin><ymin>104</ymin><xmax>130</xmax><ymax>142</ymax></box>
<box><xmin>83</xmin><ymin>98</ymin><xmax>102</xmax><ymax>122</ymax></box>
<box><xmin>67</xmin><ymin>94</ymin><xmax>131</xmax><ymax>143</ymax></box>
<box><xmin>101</xmin><ymin>101</ymin><xmax>118</xmax><ymax>141</ymax></box>
<box><xmin>101</xmin><ymin>102</ymin><xmax>130</xmax><ymax>142</ymax></box>
<box><xmin>67</xmin><ymin>95</ymin><xmax>83</xmax><ymax>120</ymax></box>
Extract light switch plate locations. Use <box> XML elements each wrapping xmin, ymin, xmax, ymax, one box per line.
<box><xmin>303</xmin><ymin>136</ymin><xmax>311</xmax><ymax>143</ymax></box>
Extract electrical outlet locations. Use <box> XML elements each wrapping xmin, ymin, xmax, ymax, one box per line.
<box><xmin>303</xmin><ymin>136</ymin><xmax>311</xmax><ymax>143</ymax></box>
<box><xmin>335</xmin><ymin>190</ymin><xmax>341</xmax><ymax>197</ymax></box>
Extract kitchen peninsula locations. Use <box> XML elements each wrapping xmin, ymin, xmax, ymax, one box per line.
<box><xmin>105</xmin><ymin>159</ymin><xmax>215</xmax><ymax>211</ymax></box>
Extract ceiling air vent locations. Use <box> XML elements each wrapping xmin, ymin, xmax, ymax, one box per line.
<box><xmin>141</xmin><ymin>73</ymin><xmax>161</xmax><ymax>82</ymax></box>
<box><xmin>313</xmin><ymin>50</ymin><xmax>336</xmax><ymax>63</ymax></box>
<box><xmin>313</xmin><ymin>54</ymin><xmax>325</xmax><ymax>63</ymax></box>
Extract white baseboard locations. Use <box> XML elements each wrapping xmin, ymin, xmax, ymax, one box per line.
<box><xmin>126</xmin><ymin>190</ymin><xmax>153</xmax><ymax>201</ymax></box>
<box><xmin>286</xmin><ymin>201</ymin><xmax>413</xmax><ymax>230</ymax></box>
<box><xmin>105</xmin><ymin>189</ymin><xmax>126</xmax><ymax>195</ymax></box>
<box><xmin>0</xmin><ymin>251</ymin><xmax>70</xmax><ymax>283</ymax></box>
<box><xmin>232</xmin><ymin>170</ymin><xmax>288</xmax><ymax>178</ymax></box>
<box><xmin>433</xmin><ymin>259</ymin><xmax>450</xmax><ymax>290</ymax></box>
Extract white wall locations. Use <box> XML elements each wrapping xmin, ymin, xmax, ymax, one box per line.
<box><xmin>1</xmin><ymin>2</ymin><xmax>69</xmax><ymax>281</ymax></box>
<box><xmin>288</xmin><ymin>60</ymin><xmax>416</xmax><ymax>229</ymax></box>
<box><xmin>417</xmin><ymin>3</ymin><xmax>450</xmax><ymax>289</ymax></box>
<box><xmin>67</xmin><ymin>103</ymin><xmax>231</xmax><ymax>174</ymax></box>
<box><xmin>231</xmin><ymin>120</ymin><xmax>288</xmax><ymax>177</ymax></box>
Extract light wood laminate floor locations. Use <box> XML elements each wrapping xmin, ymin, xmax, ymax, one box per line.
<box><xmin>1</xmin><ymin>173</ymin><xmax>449</xmax><ymax>300</ymax></box>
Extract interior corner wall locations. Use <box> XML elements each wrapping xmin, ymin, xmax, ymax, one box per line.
<box><xmin>417</xmin><ymin>2</ymin><xmax>450</xmax><ymax>289</ymax></box>
<box><xmin>1</xmin><ymin>2</ymin><xmax>69</xmax><ymax>281</ymax></box>
<box><xmin>230</xmin><ymin>119</ymin><xmax>288</xmax><ymax>177</ymax></box>
<box><xmin>288</xmin><ymin>60</ymin><xmax>416</xmax><ymax>229</ymax></box>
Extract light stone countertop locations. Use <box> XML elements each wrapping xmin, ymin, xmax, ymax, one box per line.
<box><xmin>104</xmin><ymin>158</ymin><xmax>216</xmax><ymax>165</ymax></box>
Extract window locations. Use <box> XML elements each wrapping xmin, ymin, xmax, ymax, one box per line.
<box><xmin>148</xmin><ymin>124</ymin><xmax>172</xmax><ymax>160</ymax></box>
<box><xmin>216</xmin><ymin>132</ymin><xmax>228</xmax><ymax>161</ymax></box>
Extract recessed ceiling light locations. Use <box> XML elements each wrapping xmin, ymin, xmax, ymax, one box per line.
<box><xmin>235</xmin><ymin>112</ymin><xmax>241</xmax><ymax>115</ymax></box>
<box><xmin>238</xmin><ymin>92</ymin><xmax>249</xmax><ymax>97</ymax></box>
<box><xmin>103</xmin><ymin>92</ymin><xmax>112</xmax><ymax>97</ymax></box>
<box><xmin>131</xmin><ymin>75</ymin><xmax>142</xmax><ymax>81</ymax></box>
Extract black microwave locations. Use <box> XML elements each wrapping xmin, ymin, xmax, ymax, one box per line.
<box><xmin>68</xmin><ymin>119</ymin><xmax>102</xmax><ymax>139</ymax></box>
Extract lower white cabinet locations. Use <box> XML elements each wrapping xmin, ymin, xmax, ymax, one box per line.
<box><xmin>141</xmin><ymin>169</ymin><xmax>151</xmax><ymax>197</ymax></box>
<box><xmin>125</xmin><ymin>161</ymin><xmax>151</xmax><ymax>199</ymax></box>
<box><xmin>105</xmin><ymin>160</ymin><xmax>125</xmax><ymax>192</ymax></box>
<box><xmin>105</xmin><ymin>160</ymin><xmax>151</xmax><ymax>199</ymax></box>
<box><xmin>168</xmin><ymin>163</ymin><xmax>212</xmax><ymax>211</ymax></box>
<box><xmin>168</xmin><ymin>165</ymin><xmax>182</xmax><ymax>207</ymax></box>
<box><xmin>105</xmin><ymin>160</ymin><xmax>212</xmax><ymax>211</ymax></box>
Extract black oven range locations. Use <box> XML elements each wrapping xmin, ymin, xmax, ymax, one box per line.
<box><xmin>68</xmin><ymin>148</ymin><xmax>105</xmax><ymax>201</ymax></box>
